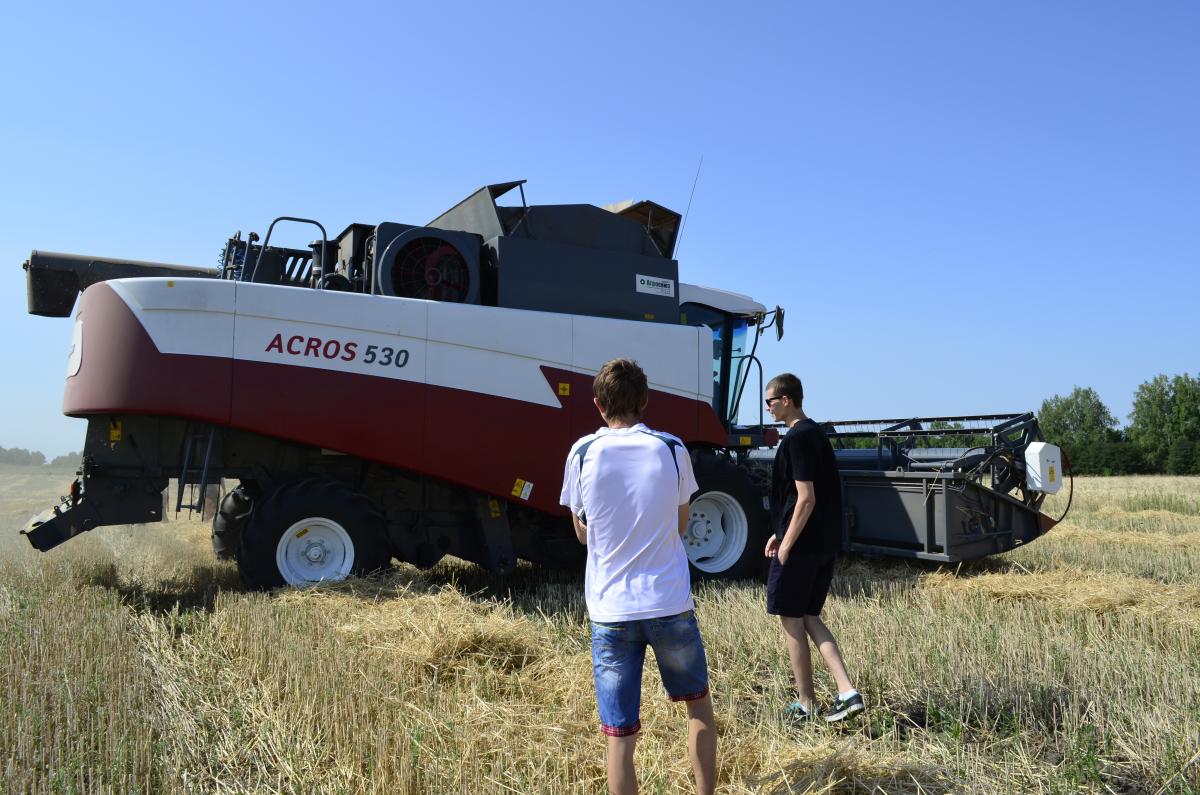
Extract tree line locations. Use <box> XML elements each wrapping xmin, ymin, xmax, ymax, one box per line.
<box><xmin>1039</xmin><ymin>373</ymin><xmax>1200</xmax><ymax>475</ymax></box>
<box><xmin>0</xmin><ymin>447</ymin><xmax>81</xmax><ymax>468</ymax></box>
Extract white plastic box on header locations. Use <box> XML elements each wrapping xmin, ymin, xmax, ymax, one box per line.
<box><xmin>1024</xmin><ymin>442</ymin><xmax>1063</xmax><ymax>494</ymax></box>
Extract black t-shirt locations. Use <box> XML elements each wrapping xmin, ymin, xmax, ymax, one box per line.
<box><xmin>770</xmin><ymin>418</ymin><xmax>844</xmax><ymax>554</ymax></box>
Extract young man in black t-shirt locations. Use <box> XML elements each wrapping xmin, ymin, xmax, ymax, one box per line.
<box><xmin>764</xmin><ymin>373</ymin><xmax>864</xmax><ymax>723</ymax></box>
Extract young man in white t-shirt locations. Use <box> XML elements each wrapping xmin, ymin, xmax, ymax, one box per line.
<box><xmin>560</xmin><ymin>358</ymin><xmax>717</xmax><ymax>795</ymax></box>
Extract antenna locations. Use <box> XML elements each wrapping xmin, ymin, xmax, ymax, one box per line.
<box><xmin>674</xmin><ymin>155</ymin><xmax>704</xmax><ymax>258</ymax></box>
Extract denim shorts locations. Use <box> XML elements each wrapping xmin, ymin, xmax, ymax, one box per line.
<box><xmin>590</xmin><ymin>610</ymin><xmax>710</xmax><ymax>736</ymax></box>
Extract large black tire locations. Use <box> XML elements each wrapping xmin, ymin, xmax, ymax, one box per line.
<box><xmin>211</xmin><ymin>484</ymin><xmax>255</xmax><ymax>561</ymax></box>
<box><xmin>237</xmin><ymin>479</ymin><xmax>392</xmax><ymax>589</ymax></box>
<box><xmin>685</xmin><ymin>454</ymin><xmax>770</xmax><ymax>580</ymax></box>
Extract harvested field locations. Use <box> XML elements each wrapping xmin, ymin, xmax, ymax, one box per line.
<box><xmin>1</xmin><ymin>468</ymin><xmax>1198</xmax><ymax>793</ymax></box>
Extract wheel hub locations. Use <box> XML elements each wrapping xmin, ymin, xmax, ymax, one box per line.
<box><xmin>303</xmin><ymin>539</ymin><xmax>327</xmax><ymax>564</ymax></box>
<box><xmin>687</xmin><ymin>511</ymin><xmax>715</xmax><ymax>546</ymax></box>
<box><xmin>685</xmin><ymin>491</ymin><xmax>750</xmax><ymax>574</ymax></box>
<box><xmin>276</xmin><ymin>517</ymin><xmax>355</xmax><ymax>587</ymax></box>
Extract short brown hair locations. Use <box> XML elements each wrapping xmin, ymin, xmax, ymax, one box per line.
<box><xmin>593</xmin><ymin>358</ymin><xmax>648</xmax><ymax>420</ymax></box>
<box><xmin>766</xmin><ymin>373</ymin><xmax>803</xmax><ymax>405</ymax></box>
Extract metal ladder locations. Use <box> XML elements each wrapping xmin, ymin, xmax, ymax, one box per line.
<box><xmin>176</xmin><ymin>423</ymin><xmax>217</xmax><ymax>516</ymax></box>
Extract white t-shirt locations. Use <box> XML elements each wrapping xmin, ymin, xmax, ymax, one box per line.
<box><xmin>560</xmin><ymin>423</ymin><xmax>700</xmax><ymax>622</ymax></box>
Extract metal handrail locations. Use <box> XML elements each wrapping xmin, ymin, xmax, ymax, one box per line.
<box><xmin>728</xmin><ymin>353</ymin><xmax>764</xmax><ymax>427</ymax></box>
<box><xmin>250</xmin><ymin>216</ymin><xmax>329</xmax><ymax>287</ymax></box>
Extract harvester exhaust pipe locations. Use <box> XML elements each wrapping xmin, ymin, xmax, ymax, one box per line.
<box><xmin>23</xmin><ymin>250</ymin><xmax>219</xmax><ymax>317</ymax></box>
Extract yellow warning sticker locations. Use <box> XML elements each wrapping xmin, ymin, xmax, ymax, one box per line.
<box><xmin>558</xmin><ymin>383</ymin><xmax>571</xmax><ymax>396</ymax></box>
<box><xmin>1049</xmin><ymin>465</ymin><xmax>1056</xmax><ymax>482</ymax></box>
<box><xmin>296</xmin><ymin>527</ymin><xmax>309</xmax><ymax>538</ymax></box>
<box><xmin>739</xmin><ymin>435</ymin><xmax>752</xmax><ymax>446</ymax></box>
<box><xmin>488</xmin><ymin>498</ymin><xmax>502</xmax><ymax>519</ymax></box>
<box><xmin>511</xmin><ymin>478</ymin><xmax>526</xmax><ymax>497</ymax></box>
<box><xmin>108</xmin><ymin>419</ymin><xmax>123</xmax><ymax>442</ymax></box>
<box><xmin>166</xmin><ymin>280</ymin><xmax>175</xmax><ymax>288</ymax></box>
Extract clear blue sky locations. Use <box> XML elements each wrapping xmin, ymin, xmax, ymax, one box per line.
<box><xmin>2</xmin><ymin>1</ymin><xmax>1197</xmax><ymax>457</ymax></box>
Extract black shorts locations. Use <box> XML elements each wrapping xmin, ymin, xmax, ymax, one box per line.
<box><xmin>766</xmin><ymin>551</ymin><xmax>837</xmax><ymax>617</ymax></box>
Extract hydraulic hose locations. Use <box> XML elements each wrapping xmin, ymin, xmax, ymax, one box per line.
<box><xmin>1052</xmin><ymin>448</ymin><xmax>1075</xmax><ymax>525</ymax></box>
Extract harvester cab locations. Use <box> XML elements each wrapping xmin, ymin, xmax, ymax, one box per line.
<box><xmin>678</xmin><ymin>287</ymin><xmax>785</xmax><ymax>445</ymax></box>
<box><xmin>20</xmin><ymin>180</ymin><xmax>1065</xmax><ymax>588</ymax></box>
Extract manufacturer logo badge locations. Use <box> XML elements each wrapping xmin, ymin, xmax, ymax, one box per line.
<box><xmin>635</xmin><ymin>274</ymin><xmax>675</xmax><ymax>298</ymax></box>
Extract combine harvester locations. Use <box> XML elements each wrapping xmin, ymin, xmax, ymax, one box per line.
<box><xmin>20</xmin><ymin>181</ymin><xmax>1064</xmax><ymax>587</ymax></box>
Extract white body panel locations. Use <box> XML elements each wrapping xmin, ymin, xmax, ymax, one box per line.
<box><xmin>232</xmin><ymin>282</ymin><xmax>431</xmax><ymax>385</ymax></box>
<box><xmin>679</xmin><ymin>282</ymin><xmax>766</xmax><ymax>315</ymax></box>
<box><xmin>571</xmin><ymin>314</ymin><xmax>704</xmax><ymax>400</ymax></box>
<box><xmin>109</xmin><ymin>278</ymin><xmax>236</xmax><ymax>360</ymax></box>
<box><xmin>102</xmin><ymin>277</ymin><xmax>709</xmax><ymax>408</ymax></box>
<box><xmin>427</xmin><ymin>301</ymin><xmax>573</xmax><ymax>407</ymax></box>
<box><xmin>1024</xmin><ymin>441</ymin><xmax>1063</xmax><ymax>494</ymax></box>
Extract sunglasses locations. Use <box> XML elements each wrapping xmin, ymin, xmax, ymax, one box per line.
<box><xmin>764</xmin><ymin>395</ymin><xmax>785</xmax><ymax>407</ymax></box>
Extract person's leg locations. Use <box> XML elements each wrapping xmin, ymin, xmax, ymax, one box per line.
<box><xmin>811</xmin><ymin>615</ymin><xmax>865</xmax><ymax>721</ymax></box>
<box><xmin>802</xmin><ymin>614</ymin><xmax>853</xmax><ymax>694</ymax></box>
<box><xmin>647</xmin><ymin>611</ymin><xmax>716</xmax><ymax>794</ymax></box>
<box><xmin>779</xmin><ymin>615</ymin><xmax>818</xmax><ymax>710</ymax></box>
<box><xmin>769</xmin><ymin>555</ymin><xmax>823</xmax><ymax>715</ymax></box>
<box><xmin>801</xmin><ymin>553</ymin><xmax>854</xmax><ymax>694</ymax></box>
<box><xmin>685</xmin><ymin>694</ymin><xmax>717</xmax><ymax>795</ymax></box>
<box><xmin>606</xmin><ymin>735</ymin><xmax>638</xmax><ymax>795</ymax></box>
<box><xmin>800</xmin><ymin>554</ymin><xmax>864</xmax><ymax>721</ymax></box>
<box><xmin>592</xmin><ymin>620</ymin><xmax>646</xmax><ymax>794</ymax></box>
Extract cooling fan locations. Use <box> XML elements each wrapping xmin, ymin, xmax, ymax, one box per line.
<box><xmin>390</xmin><ymin>237</ymin><xmax>471</xmax><ymax>302</ymax></box>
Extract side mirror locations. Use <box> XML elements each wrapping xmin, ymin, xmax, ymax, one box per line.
<box><xmin>774</xmin><ymin>306</ymin><xmax>785</xmax><ymax>341</ymax></box>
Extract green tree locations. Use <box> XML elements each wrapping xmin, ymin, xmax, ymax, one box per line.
<box><xmin>1128</xmin><ymin>373</ymin><xmax>1200</xmax><ymax>472</ymax></box>
<box><xmin>49</xmin><ymin>451</ymin><xmax>83</xmax><ymax>469</ymax></box>
<box><xmin>1038</xmin><ymin>387</ymin><xmax>1117</xmax><ymax>454</ymax></box>
<box><xmin>1073</xmin><ymin>438</ymin><xmax>1146</xmax><ymax>476</ymax></box>
<box><xmin>1170</xmin><ymin>373</ymin><xmax>1200</xmax><ymax>449</ymax></box>
<box><xmin>1167</xmin><ymin>440</ymin><xmax>1197</xmax><ymax>475</ymax></box>
<box><xmin>0</xmin><ymin>446</ymin><xmax>47</xmax><ymax>466</ymax></box>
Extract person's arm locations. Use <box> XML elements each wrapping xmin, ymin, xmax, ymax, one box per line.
<box><xmin>678</xmin><ymin>504</ymin><xmax>690</xmax><ymax>538</ymax></box>
<box><xmin>572</xmin><ymin>512</ymin><xmax>588</xmax><ymax>545</ymax></box>
<box><xmin>778</xmin><ymin>480</ymin><xmax>815</xmax><ymax>564</ymax></box>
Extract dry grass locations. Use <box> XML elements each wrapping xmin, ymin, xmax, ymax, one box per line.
<box><xmin>2</xmin><ymin>467</ymin><xmax>1199</xmax><ymax>793</ymax></box>
<box><xmin>920</xmin><ymin>569</ymin><xmax>1200</xmax><ymax>622</ymax></box>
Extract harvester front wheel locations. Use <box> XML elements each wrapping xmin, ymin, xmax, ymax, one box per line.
<box><xmin>237</xmin><ymin>479</ymin><xmax>391</xmax><ymax>589</ymax></box>
<box><xmin>685</xmin><ymin>456</ymin><xmax>768</xmax><ymax>580</ymax></box>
